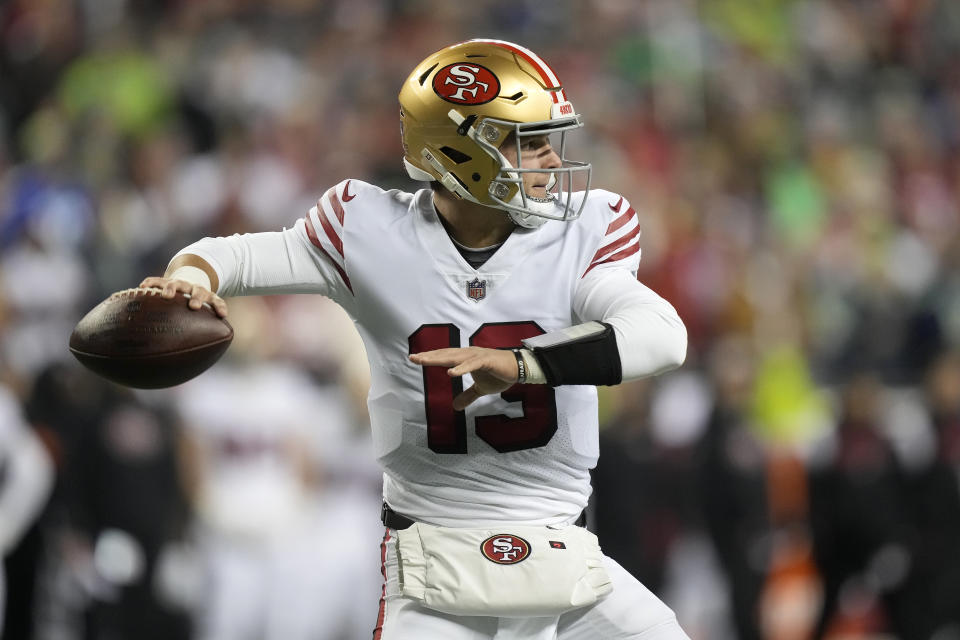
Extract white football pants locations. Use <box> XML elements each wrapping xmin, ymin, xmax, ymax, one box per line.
<box><xmin>373</xmin><ymin>528</ymin><xmax>691</xmax><ymax>640</ymax></box>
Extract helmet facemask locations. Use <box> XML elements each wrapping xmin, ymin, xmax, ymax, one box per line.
<box><xmin>474</xmin><ymin>115</ymin><xmax>591</xmax><ymax>229</ymax></box>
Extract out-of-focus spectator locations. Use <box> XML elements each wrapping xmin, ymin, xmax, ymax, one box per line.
<box><xmin>696</xmin><ymin>335</ymin><xmax>769</xmax><ymax>640</ymax></box>
<box><xmin>807</xmin><ymin>374</ymin><xmax>918</xmax><ymax>639</ymax></box>
<box><xmin>903</xmin><ymin>351</ymin><xmax>960</xmax><ymax>638</ymax></box>
<box><xmin>593</xmin><ymin>371</ymin><xmax>722</xmax><ymax>637</ymax></box>
<box><xmin>26</xmin><ymin>364</ymin><xmax>192</xmax><ymax>640</ymax></box>
<box><xmin>0</xmin><ymin>383</ymin><xmax>53</xmax><ymax>632</ymax></box>
<box><xmin>593</xmin><ymin>379</ymin><xmax>678</xmax><ymax>595</ymax></box>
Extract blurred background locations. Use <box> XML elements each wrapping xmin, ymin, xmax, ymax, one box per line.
<box><xmin>2</xmin><ymin>0</ymin><xmax>960</xmax><ymax>639</ymax></box>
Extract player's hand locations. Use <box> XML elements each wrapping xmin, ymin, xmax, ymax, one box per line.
<box><xmin>410</xmin><ymin>347</ymin><xmax>520</xmax><ymax>410</ymax></box>
<box><xmin>138</xmin><ymin>276</ymin><xmax>229</xmax><ymax>318</ymax></box>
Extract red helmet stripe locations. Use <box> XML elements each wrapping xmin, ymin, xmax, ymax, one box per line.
<box><xmin>470</xmin><ymin>39</ymin><xmax>563</xmax><ymax>103</ymax></box>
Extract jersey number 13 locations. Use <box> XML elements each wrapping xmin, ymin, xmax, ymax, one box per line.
<box><xmin>408</xmin><ymin>322</ymin><xmax>558</xmax><ymax>454</ymax></box>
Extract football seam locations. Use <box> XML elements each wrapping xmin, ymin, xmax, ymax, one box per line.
<box><xmin>68</xmin><ymin>335</ymin><xmax>233</xmax><ymax>360</ymax></box>
<box><xmin>108</xmin><ymin>287</ymin><xmax>218</xmax><ymax>312</ymax></box>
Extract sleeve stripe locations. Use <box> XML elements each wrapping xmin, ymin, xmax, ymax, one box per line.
<box><xmin>606</xmin><ymin>206</ymin><xmax>636</xmax><ymax>236</ymax></box>
<box><xmin>582</xmin><ymin>242</ymin><xmax>641</xmax><ymax>277</ymax></box>
<box><xmin>303</xmin><ymin>216</ymin><xmax>354</xmax><ymax>294</ymax></box>
<box><xmin>590</xmin><ymin>224</ymin><xmax>640</xmax><ymax>265</ymax></box>
<box><xmin>315</xmin><ymin>200</ymin><xmax>344</xmax><ymax>258</ymax></box>
<box><xmin>326</xmin><ymin>187</ymin><xmax>346</xmax><ymax>225</ymax></box>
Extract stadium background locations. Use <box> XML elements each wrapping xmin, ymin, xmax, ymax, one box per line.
<box><xmin>2</xmin><ymin>0</ymin><xmax>960</xmax><ymax>638</ymax></box>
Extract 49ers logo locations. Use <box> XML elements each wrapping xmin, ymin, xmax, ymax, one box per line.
<box><xmin>480</xmin><ymin>534</ymin><xmax>531</xmax><ymax>565</ymax></box>
<box><xmin>433</xmin><ymin>63</ymin><xmax>500</xmax><ymax>105</ymax></box>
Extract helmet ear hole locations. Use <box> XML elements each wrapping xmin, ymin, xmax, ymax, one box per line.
<box><xmin>439</xmin><ymin>146</ymin><xmax>473</xmax><ymax>164</ymax></box>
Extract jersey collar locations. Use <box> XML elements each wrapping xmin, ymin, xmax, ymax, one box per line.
<box><xmin>413</xmin><ymin>189</ymin><xmax>546</xmax><ymax>277</ymax></box>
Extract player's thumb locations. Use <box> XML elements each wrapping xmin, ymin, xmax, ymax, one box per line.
<box><xmin>452</xmin><ymin>386</ymin><xmax>481</xmax><ymax>411</ymax></box>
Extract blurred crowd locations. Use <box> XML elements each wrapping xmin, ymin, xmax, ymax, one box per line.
<box><xmin>2</xmin><ymin>0</ymin><xmax>960</xmax><ymax>639</ymax></box>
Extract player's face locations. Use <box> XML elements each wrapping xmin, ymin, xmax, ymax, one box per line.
<box><xmin>500</xmin><ymin>133</ymin><xmax>562</xmax><ymax>201</ymax></box>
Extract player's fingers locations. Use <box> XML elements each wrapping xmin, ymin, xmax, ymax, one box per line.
<box><xmin>447</xmin><ymin>355</ymin><xmax>485</xmax><ymax>378</ymax></box>
<box><xmin>139</xmin><ymin>276</ymin><xmax>165</xmax><ymax>289</ymax></box>
<box><xmin>409</xmin><ymin>348</ymin><xmax>473</xmax><ymax>367</ymax></box>
<box><xmin>452</xmin><ymin>385</ymin><xmax>483</xmax><ymax>411</ymax></box>
<box><xmin>452</xmin><ymin>350</ymin><xmax>519</xmax><ymax>383</ymax></box>
<box><xmin>187</xmin><ymin>285</ymin><xmax>209</xmax><ymax>309</ymax></box>
<box><xmin>159</xmin><ymin>279</ymin><xmax>190</xmax><ymax>299</ymax></box>
<box><xmin>210</xmin><ymin>295</ymin><xmax>228</xmax><ymax>318</ymax></box>
<box><xmin>186</xmin><ymin>286</ymin><xmax>228</xmax><ymax>318</ymax></box>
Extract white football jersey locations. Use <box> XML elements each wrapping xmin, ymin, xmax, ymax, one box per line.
<box><xmin>181</xmin><ymin>180</ymin><xmax>648</xmax><ymax>526</ymax></box>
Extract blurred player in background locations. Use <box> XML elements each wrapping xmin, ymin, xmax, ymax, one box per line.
<box><xmin>140</xmin><ymin>39</ymin><xmax>688</xmax><ymax>639</ymax></box>
<box><xmin>175</xmin><ymin>355</ymin><xmax>382</xmax><ymax>640</ymax></box>
<box><xmin>0</xmin><ymin>383</ymin><xmax>53</xmax><ymax>630</ymax></box>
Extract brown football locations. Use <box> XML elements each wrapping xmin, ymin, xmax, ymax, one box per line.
<box><xmin>69</xmin><ymin>287</ymin><xmax>233</xmax><ymax>389</ymax></box>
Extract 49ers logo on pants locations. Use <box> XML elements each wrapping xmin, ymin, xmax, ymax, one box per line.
<box><xmin>480</xmin><ymin>534</ymin><xmax>531</xmax><ymax>565</ymax></box>
<box><xmin>433</xmin><ymin>63</ymin><xmax>500</xmax><ymax>105</ymax></box>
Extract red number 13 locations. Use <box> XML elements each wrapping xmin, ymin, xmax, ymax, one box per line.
<box><xmin>408</xmin><ymin>322</ymin><xmax>558</xmax><ymax>454</ymax></box>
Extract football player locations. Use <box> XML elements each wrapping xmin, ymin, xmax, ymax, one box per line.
<box><xmin>141</xmin><ymin>39</ymin><xmax>690</xmax><ymax>639</ymax></box>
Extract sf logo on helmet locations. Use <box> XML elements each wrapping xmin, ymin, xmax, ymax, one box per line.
<box><xmin>480</xmin><ymin>534</ymin><xmax>531</xmax><ymax>565</ymax></box>
<box><xmin>433</xmin><ymin>63</ymin><xmax>500</xmax><ymax>105</ymax></box>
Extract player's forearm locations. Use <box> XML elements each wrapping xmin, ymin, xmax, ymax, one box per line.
<box><xmin>167</xmin><ymin>223</ymin><xmax>339</xmax><ymax>298</ymax></box>
<box><xmin>572</xmin><ymin>269</ymin><xmax>687</xmax><ymax>382</ymax></box>
<box><xmin>604</xmin><ymin>299</ymin><xmax>687</xmax><ymax>380</ymax></box>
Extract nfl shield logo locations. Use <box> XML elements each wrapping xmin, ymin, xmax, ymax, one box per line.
<box><xmin>466</xmin><ymin>278</ymin><xmax>486</xmax><ymax>302</ymax></box>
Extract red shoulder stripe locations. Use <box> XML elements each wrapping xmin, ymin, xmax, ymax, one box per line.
<box><xmin>606</xmin><ymin>207</ymin><xmax>636</xmax><ymax>236</ymax></box>
<box><xmin>589</xmin><ymin>224</ymin><xmax>640</xmax><ymax>265</ymax></box>
<box><xmin>315</xmin><ymin>199</ymin><xmax>344</xmax><ymax>257</ymax></box>
<box><xmin>326</xmin><ymin>188</ymin><xmax>346</xmax><ymax>225</ymax></box>
<box><xmin>582</xmin><ymin>242</ymin><xmax>641</xmax><ymax>277</ymax></box>
<box><xmin>303</xmin><ymin>217</ymin><xmax>353</xmax><ymax>293</ymax></box>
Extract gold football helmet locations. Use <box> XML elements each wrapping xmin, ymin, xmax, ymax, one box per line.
<box><xmin>399</xmin><ymin>39</ymin><xmax>591</xmax><ymax>228</ymax></box>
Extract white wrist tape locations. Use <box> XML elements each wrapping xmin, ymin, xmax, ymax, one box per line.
<box><xmin>519</xmin><ymin>349</ymin><xmax>547</xmax><ymax>384</ymax></box>
<box><xmin>167</xmin><ymin>265</ymin><xmax>212</xmax><ymax>290</ymax></box>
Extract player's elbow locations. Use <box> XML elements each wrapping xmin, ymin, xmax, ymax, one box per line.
<box><xmin>663</xmin><ymin>319</ymin><xmax>687</xmax><ymax>371</ymax></box>
<box><xmin>642</xmin><ymin>317</ymin><xmax>687</xmax><ymax>376</ymax></box>
<box><xmin>654</xmin><ymin>302</ymin><xmax>687</xmax><ymax>372</ymax></box>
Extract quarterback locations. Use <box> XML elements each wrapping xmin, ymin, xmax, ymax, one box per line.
<box><xmin>142</xmin><ymin>40</ymin><xmax>690</xmax><ymax>639</ymax></box>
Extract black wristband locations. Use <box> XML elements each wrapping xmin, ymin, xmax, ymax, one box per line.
<box><xmin>512</xmin><ymin>349</ymin><xmax>527</xmax><ymax>384</ymax></box>
<box><xmin>523</xmin><ymin>322</ymin><xmax>622</xmax><ymax>387</ymax></box>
